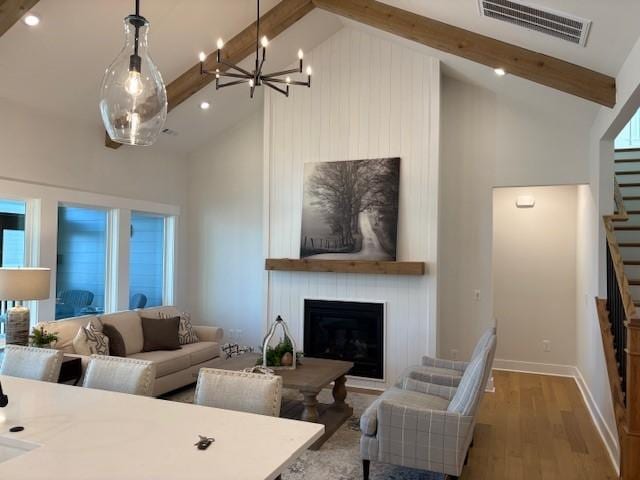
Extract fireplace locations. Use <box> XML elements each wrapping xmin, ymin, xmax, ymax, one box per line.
<box><xmin>303</xmin><ymin>299</ymin><xmax>384</xmax><ymax>380</ymax></box>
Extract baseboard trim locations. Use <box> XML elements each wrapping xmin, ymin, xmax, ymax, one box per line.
<box><xmin>493</xmin><ymin>358</ymin><xmax>577</xmax><ymax>377</ymax></box>
<box><xmin>573</xmin><ymin>367</ymin><xmax>620</xmax><ymax>476</ymax></box>
<box><xmin>493</xmin><ymin>359</ymin><xmax>620</xmax><ymax>475</ymax></box>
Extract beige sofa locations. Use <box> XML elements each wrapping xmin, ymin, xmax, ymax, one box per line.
<box><xmin>35</xmin><ymin>306</ymin><xmax>224</xmax><ymax>396</ymax></box>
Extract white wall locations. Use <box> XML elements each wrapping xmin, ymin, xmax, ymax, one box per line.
<box><xmin>264</xmin><ymin>27</ymin><xmax>440</xmax><ymax>389</ymax></box>
<box><xmin>0</xmin><ymin>97</ymin><xmax>189</xmax><ymax>312</ymax></box>
<box><xmin>186</xmin><ymin>112</ymin><xmax>264</xmax><ymax>347</ymax></box>
<box><xmin>492</xmin><ymin>186</ymin><xmax>577</xmax><ymax>366</ymax></box>
<box><xmin>438</xmin><ymin>75</ymin><xmax>593</xmax><ymax>360</ymax></box>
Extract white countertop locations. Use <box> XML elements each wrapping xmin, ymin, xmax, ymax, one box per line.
<box><xmin>0</xmin><ymin>375</ymin><xmax>324</xmax><ymax>480</ymax></box>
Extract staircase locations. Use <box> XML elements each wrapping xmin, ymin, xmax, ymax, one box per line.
<box><xmin>598</xmin><ymin>148</ymin><xmax>640</xmax><ymax>480</ymax></box>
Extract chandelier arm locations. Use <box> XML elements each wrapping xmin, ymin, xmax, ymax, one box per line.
<box><xmin>214</xmin><ymin>71</ymin><xmax>252</xmax><ymax>80</ymax></box>
<box><xmin>266</xmin><ymin>78</ymin><xmax>309</xmax><ymax>87</ymax></box>
<box><xmin>256</xmin><ymin>54</ymin><xmax>267</xmax><ymax>80</ymax></box>
<box><xmin>215</xmin><ymin>61</ymin><xmax>253</xmax><ymax>77</ymax></box>
<box><xmin>262</xmin><ymin>80</ymin><xmax>289</xmax><ymax>97</ymax></box>
<box><xmin>262</xmin><ymin>67</ymin><xmax>302</xmax><ymax>79</ymax></box>
<box><xmin>217</xmin><ymin>79</ymin><xmax>252</xmax><ymax>89</ymax></box>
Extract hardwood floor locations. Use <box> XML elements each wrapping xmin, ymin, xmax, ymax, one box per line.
<box><xmin>462</xmin><ymin>371</ymin><xmax>618</xmax><ymax>480</ymax></box>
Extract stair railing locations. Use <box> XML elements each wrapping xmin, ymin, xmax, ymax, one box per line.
<box><xmin>601</xmin><ymin>197</ymin><xmax>640</xmax><ymax>479</ymax></box>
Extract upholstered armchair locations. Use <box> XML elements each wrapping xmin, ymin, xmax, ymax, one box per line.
<box><xmin>402</xmin><ymin>327</ymin><xmax>496</xmax><ymax>387</ymax></box>
<box><xmin>360</xmin><ymin>336</ymin><xmax>496</xmax><ymax>479</ymax></box>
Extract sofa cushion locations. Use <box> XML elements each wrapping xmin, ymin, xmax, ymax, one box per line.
<box><xmin>72</xmin><ymin>322</ymin><xmax>109</xmax><ymax>356</ymax></box>
<box><xmin>179</xmin><ymin>341</ymin><xmax>221</xmax><ymax>366</ymax></box>
<box><xmin>99</xmin><ymin>311</ymin><xmax>144</xmax><ymax>355</ymax></box>
<box><xmin>102</xmin><ymin>323</ymin><xmax>126</xmax><ymax>357</ymax></box>
<box><xmin>141</xmin><ymin>316</ymin><xmax>181</xmax><ymax>352</ymax></box>
<box><xmin>360</xmin><ymin>387</ymin><xmax>450</xmax><ymax>436</ymax></box>
<box><xmin>35</xmin><ymin>316</ymin><xmax>100</xmax><ymax>354</ymax></box>
<box><xmin>128</xmin><ymin>349</ymin><xmax>191</xmax><ymax>377</ymax></box>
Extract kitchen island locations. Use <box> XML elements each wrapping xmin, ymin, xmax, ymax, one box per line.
<box><xmin>0</xmin><ymin>375</ymin><xmax>324</xmax><ymax>480</ymax></box>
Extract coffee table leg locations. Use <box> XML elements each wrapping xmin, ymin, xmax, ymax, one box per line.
<box><xmin>301</xmin><ymin>390</ymin><xmax>320</xmax><ymax>422</ymax></box>
<box><xmin>332</xmin><ymin>375</ymin><xmax>347</xmax><ymax>406</ymax></box>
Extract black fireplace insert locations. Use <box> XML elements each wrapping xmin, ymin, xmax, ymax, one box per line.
<box><xmin>303</xmin><ymin>299</ymin><xmax>384</xmax><ymax>379</ymax></box>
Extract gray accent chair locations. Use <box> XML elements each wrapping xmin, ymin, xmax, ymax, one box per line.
<box><xmin>402</xmin><ymin>327</ymin><xmax>496</xmax><ymax>387</ymax></box>
<box><xmin>360</xmin><ymin>335</ymin><xmax>496</xmax><ymax>479</ymax></box>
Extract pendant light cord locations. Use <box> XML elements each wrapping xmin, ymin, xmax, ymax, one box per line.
<box><xmin>255</xmin><ymin>0</ymin><xmax>260</xmax><ymax>72</ymax></box>
<box><xmin>134</xmin><ymin>0</ymin><xmax>141</xmax><ymax>57</ymax></box>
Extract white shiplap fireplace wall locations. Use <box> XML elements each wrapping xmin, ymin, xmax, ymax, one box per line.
<box><xmin>263</xmin><ymin>28</ymin><xmax>440</xmax><ymax>389</ymax></box>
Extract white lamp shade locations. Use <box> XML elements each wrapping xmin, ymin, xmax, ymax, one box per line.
<box><xmin>0</xmin><ymin>268</ymin><xmax>51</xmax><ymax>301</ymax></box>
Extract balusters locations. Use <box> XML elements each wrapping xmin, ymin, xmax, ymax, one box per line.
<box><xmin>606</xmin><ymin>243</ymin><xmax>628</xmax><ymax>400</ymax></box>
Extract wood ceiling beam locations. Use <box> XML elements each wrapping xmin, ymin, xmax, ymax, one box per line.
<box><xmin>106</xmin><ymin>0</ymin><xmax>315</xmax><ymax>148</ymax></box>
<box><xmin>0</xmin><ymin>0</ymin><xmax>40</xmax><ymax>37</ymax></box>
<box><xmin>312</xmin><ymin>0</ymin><xmax>616</xmax><ymax>108</ymax></box>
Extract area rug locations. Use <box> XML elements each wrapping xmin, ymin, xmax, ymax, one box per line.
<box><xmin>163</xmin><ymin>387</ymin><xmax>445</xmax><ymax>480</ymax></box>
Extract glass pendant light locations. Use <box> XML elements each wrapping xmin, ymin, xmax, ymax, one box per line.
<box><xmin>99</xmin><ymin>0</ymin><xmax>167</xmax><ymax>146</ymax></box>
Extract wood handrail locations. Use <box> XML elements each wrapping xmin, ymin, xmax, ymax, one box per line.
<box><xmin>603</xmin><ymin>216</ymin><xmax>637</xmax><ymax>322</ymax></box>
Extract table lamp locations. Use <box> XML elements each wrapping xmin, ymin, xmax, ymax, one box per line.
<box><xmin>0</xmin><ymin>268</ymin><xmax>51</xmax><ymax>345</ymax></box>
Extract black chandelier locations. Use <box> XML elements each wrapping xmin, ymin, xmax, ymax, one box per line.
<box><xmin>199</xmin><ymin>0</ymin><xmax>312</xmax><ymax>98</ymax></box>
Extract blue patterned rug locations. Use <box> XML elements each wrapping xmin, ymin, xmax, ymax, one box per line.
<box><xmin>164</xmin><ymin>387</ymin><xmax>446</xmax><ymax>480</ymax></box>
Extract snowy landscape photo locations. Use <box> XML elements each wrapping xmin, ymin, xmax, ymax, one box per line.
<box><xmin>300</xmin><ymin>158</ymin><xmax>400</xmax><ymax>260</ymax></box>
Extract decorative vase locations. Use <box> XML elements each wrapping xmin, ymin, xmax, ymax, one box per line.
<box><xmin>262</xmin><ymin>315</ymin><xmax>297</xmax><ymax>370</ymax></box>
<box><xmin>281</xmin><ymin>352</ymin><xmax>293</xmax><ymax>367</ymax></box>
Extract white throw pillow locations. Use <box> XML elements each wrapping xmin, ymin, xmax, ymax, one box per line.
<box><xmin>73</xmin><ymin>321</ymin><xmax>109</xmax><ymax>356</ymax></box>
<box><xmin>159</xmin><ymin>311</ymin><xmax>199</xmax><ymax>345</ymax></box>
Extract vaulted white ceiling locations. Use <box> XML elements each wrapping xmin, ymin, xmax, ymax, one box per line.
<box><xmin>0</xmin><ymin>0</ymin><xmax>639</xmax><ymax>154</ymax></box>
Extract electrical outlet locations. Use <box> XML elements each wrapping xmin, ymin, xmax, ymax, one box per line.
<box><xmin>474</xmin><ymin>290</ymin><xmax>481</xmax><ymax>301</ymax></box>
<box><xmin>451</xmin><ymin>349</ymin><xmax>458</xmax><ymax>360</ymax></box>
<box><xmin>543</xmin><ymin>340</ymin><xmax>551</xmax><ymax>352</ymax></box>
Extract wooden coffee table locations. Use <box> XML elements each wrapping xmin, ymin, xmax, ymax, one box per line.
<box><xmin>220</xmin><ymin>353</ymin><xmax>354</xmax><ymax>449</ymax></box>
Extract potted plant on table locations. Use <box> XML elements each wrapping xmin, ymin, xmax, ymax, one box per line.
<box><xmin>29</xmin><ymin>326</ymin><xmax>58</xmax><ymax>349</ymax></box>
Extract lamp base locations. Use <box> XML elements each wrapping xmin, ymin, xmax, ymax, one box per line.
<box><xmin>5</xmin><ymin>306</ymin><xmax>30</xmax><ymax>346</ymax></box>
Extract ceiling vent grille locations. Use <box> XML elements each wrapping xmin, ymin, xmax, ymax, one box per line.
<box><xmin>478</xmin><ymin>0</ymin><xmax>592</xmax><ymax>46</ymax></box>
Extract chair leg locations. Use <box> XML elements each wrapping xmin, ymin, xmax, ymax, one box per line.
<box><xmin>363</xmin><ymin>459</ymin><xmax>370</xmax><ymax>480</ymax></box>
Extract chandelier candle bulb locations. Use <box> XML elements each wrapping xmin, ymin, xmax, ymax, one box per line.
<box><xmin>261</xmin><ymin>36</ymin><xmax>269</xmax><ymax>48</ymax></box>
<box><xmin>198</xmin><ymin>52</ymin><xmax>206</xmax><ymax>63</ymax></box>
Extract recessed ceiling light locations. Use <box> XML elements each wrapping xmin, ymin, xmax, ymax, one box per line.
<box><xmin>494</xmin><ymin>68</ymin><xmax>506</xmax><ymax>77</ymax></box>
<box><xmin>200</xmin><ymin>101</ymin><xmax>211</xmax><ymax>110</ymax></box>
<box><xmin>23</xmin><ymin>14</ymin><xmax>40</xmax><ymax>27</ymax></box>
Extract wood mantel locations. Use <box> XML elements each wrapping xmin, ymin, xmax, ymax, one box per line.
<box><xmin>265</xmin><ymin>258</ymin><xmax>426</xmax><ymax>275</ymax></box>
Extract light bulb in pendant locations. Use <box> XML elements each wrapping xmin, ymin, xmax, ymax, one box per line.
<box><xmin>124</xmin><ymin>70</ymin><xmax>143</xmax><ymax>96</ymax></box>
<box><xmin>261</xmin><ymin>36</ymin><xmax>269</xmax><ymax>48</ymax></box>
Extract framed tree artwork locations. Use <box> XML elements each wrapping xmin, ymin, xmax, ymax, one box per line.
<box><xmin>300</xmin><ymin>158</ymin><xmax>400</xmax><ymax>261</ymax></box>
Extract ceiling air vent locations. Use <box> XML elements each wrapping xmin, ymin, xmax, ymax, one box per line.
<box><xmin>478</xmin><ymin>0</ymin><xmax>592</xmax><ymax>46</ymax></box>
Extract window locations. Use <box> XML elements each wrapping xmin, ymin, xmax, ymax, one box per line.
<box><xmin>616</xmin><ymin>108</ymin><xmax>640</xmax><ymax>149</ymax></box>
<box><xmin>0</xmin><ymin>200</ymin><xmax>25</xmax><ymax>268</ymax></box>
<box><xmin>0</xmin><ymin>199</ymin><xmax>26</xmax><ymax>340</ymax></box>
<box><xmin>56</xmin><ymin>206</ymin><xmax>107</xmax><ymax>319</ymax></box>
<box><xmin>129</xmin><ymin>212</ymin><xmax>165</xmax><ymax>309</ymax></box>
